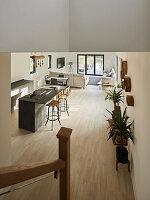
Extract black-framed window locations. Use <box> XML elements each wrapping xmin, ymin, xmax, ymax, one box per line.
<box><xmin>48</xmin><ymin>55</ymin><xmax>52</xmax><ymax>69</ymax></box>
<box><xmin>77</xmin><ymin>54</ymin><xmax>104</xmax><ymax>76</ymax></box>
<box><xmin>30</xmin><ymin>57</ymin><xmax>36</xmax><ymax>74</ymax></box>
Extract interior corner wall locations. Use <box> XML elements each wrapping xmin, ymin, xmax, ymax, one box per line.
<box><xmin>117</xmin><ymin>52</ymin><xmax>150</xmax><ymax>200</ymax></box>
<box><xmin>0</xmin><ymin>0</ymin><xmax>69</xmax><ymax>52</ymax></box>
<box><xmin>0</xmin><ymin>53</ymin><xmax>11</xmax><ymax>166</ymax></box>
<box><xmin>69</xmin><ymin>0</ymin><xmax>150</xmax><ymax>52</ymax></box>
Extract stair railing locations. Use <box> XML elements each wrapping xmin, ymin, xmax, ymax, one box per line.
<box><xmin>0</xmin><ymin>127</ymin><xmax>72</xmax><ymax>200</ymax></box>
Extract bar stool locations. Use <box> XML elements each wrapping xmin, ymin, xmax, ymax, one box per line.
<box><xmin>59</xmin><ymin>94</ymin><xmax>69</xmax><ymax>116</ymax></box>
<box><xmin>45</xmin><ymin>100</ymin><xmax>61</xmax><ymax>131</ymax></box>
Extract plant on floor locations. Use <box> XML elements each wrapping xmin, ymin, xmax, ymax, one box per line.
<box><xmin>107</xmin><ymin>108</ymin><xmax>134</xmax><ymax>163</ymax></box>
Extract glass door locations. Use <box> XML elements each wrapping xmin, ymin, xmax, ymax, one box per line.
<box><xmin>77</xmin><ymin>54</ymin><xmax>104</xmax><ymax>76</ymax></box>
<box><xmin>86</xmin><ymin>55</ymin><xmax>94</xmax><ymax>75</ymax></box>
<box><xmin>77</xmin><ymin>55</ymin><xmax>85</xmax><ymax>74</ymax></box>
<box><xmin>95</xmin><ymin>55</ymin><xmax>104</xmax><ymax>76</ymax></box>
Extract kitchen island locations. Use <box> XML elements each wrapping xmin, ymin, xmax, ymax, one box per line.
<box><xmin>19</xmin><ymin>85</ymin><xmax>66</xmax><ymax>132</ymax></box>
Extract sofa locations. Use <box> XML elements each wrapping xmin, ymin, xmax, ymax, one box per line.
<box><xmin>49</xmin><ymin>71</ymin><xmax>88</xmax><ymax>88</ymax></box>
<box><xmin>101</xmin><ymin>76</ymin><xmax>115</xmax><ymax>85</ymax></box>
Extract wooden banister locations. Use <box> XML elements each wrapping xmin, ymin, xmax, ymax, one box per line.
<box><xmin>0</xmin><ymin>159</ymin><xmax>65</xmax><ymax>189</ymax></box>
<box><xmin>57</xmin><ymin>127</ymin><xmax>72</xmax><ymax>200</ymax></box>
<box><xmin>0</xmin><ymin>127</ymin><xmax>72</xmax><ymax>200</ymax></box>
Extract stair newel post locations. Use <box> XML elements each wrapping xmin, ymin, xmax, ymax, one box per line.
<box><xmin>57</xmin><ymin>127</ymin><xmax>72</xmax><ymax>200</ymax></box>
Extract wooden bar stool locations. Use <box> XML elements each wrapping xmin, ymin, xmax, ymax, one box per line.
<box><xmin>45</xmin><ymin>100</ymin><xmax>61</xmax><ymax>131</ymax></box>
<box><xmin>59</xmin><ymin>94</ymin><xmax>69</xmax><ymax>116</ymax></box>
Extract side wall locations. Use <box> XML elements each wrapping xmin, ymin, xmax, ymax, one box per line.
<box><xmin>117</xmin><ymin>52</ymin><xmax>150</xmax><ymax>200</ymax></box>
<box><xmin>0</xmin><ymin>53</ymin><xmax>11</xmax><ymax>166</ymax></box>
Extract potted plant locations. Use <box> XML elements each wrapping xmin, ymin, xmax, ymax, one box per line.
<box><xmin>107</xmin><ymin>108</ymin><xmax>134</xmax><ymax>163</ymax></box>
<box><xmin>105</xmin><ymin>87</ymin><xmax>124</xmax><ymax>115</ymax></box>
<box><xmin>117</xmin><ymin>83</ymin><xmax>122</xmax><ymax>89</ymax></box>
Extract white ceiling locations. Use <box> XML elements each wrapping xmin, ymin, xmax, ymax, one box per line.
<box><xmin>0</xmin><ymin>0</ymin><xmax>149</xmax><ymax>52</ymax></box>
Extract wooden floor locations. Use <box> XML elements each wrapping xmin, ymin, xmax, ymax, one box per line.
<box><xmin>8</xmin><ymin>85</ymin><xmax>134</xmax><ymax>200</ymax></box>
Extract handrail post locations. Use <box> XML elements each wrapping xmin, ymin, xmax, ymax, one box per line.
<box><xmin>57</xmin><ymin>127</ymin><xmax>72</xmax><ymax>200</ymax></box>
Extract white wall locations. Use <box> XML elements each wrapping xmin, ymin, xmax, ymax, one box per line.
<box><xmin>0</xmin><ymin>53</ymin><xmax>11</xmax><ymax>166</ymax></box>
<box><xmin>117</xmin><ymin>52</ymin><xmax>150</xmax><ymax>200</ymax></box>
<box><xmin>11</xmin><ymin>53</ymin><xmax>51</xmax><ymax>90</ymax></box>
<box><xmin>70</xmin><ymin>0</ymin><xmax>150</xmax><ymax>51</ymax></box>
<box><xmin>0</xmin><ymin>0</ymin><xmax>69</xmax><ymax>52</ymax></box>
<box><xmin>11</xmin><ymin>53</ymin><xmax>30</xmax><ymax>82</ymax></box>
<box><xmin>50</xmin><ymin>52</ymin><xmax>116</xmax><ymax>74</ymax></box>
<box><xmin>11</xmin><ymin>52</ymin><xmax>116</xmax><ymax>84</ymax></box>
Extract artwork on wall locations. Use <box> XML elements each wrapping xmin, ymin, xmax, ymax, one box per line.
<box><xmin>57</xmin><ymin>57</ymin><xmax>65</xmax><ymax>69</ymax></box>
<box><xmin>30</xmin><ymin>55</ymin><xmax>45</xmax><ymax>69</ymax></box>
<box><xmin>48</xmin><ymin>55</ymin><xmax>52</xmax><ymax>69</ymax></box>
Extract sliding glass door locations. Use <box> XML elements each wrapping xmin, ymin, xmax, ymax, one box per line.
<box><xmin>86</xmin><ymin>55</ymin><xmax>94</xmax><ymax>75</ymax></box>
<box><xmin>77</xmin><ymin>54</ymin><xmax>104</xmax><ymax>76</ymax></box>
<box><xmin>95</xmin><ymin>55</ymin><xmax>104</xmax><ymax>75</ymax></box>
<box><xmin>77</xmin><ymin>55</ymin><xmax>85</xmax><ymax>74</ymax></box>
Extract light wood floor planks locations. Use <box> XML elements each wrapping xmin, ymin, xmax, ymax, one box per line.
<box><xmin>8</xmin><ymin>85</ymin><xmax>134</xmax><ymax>200</ymax></box>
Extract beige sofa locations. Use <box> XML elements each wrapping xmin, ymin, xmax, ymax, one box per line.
<box><xmin>49</xmin><ymin>71</ymin><xmax>87</xmax><ymax>88</ymax></box>
<box><xmin>101</xmin><ymin>76</ymin><xmax>115</xmax><ymax>85</ymax></box>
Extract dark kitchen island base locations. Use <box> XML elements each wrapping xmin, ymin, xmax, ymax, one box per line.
<box><xmin>19</xmin><ymin>100</ymin><xmax>46</xmax><ymax>132</ymax></box>
<box><xmin>18</xmin><ymin>85</ymin><xmax>66</xmax><ymax>132</ymax></box>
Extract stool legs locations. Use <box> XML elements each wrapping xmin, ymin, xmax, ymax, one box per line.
<box><xmin>45</xmin><ymin>105</ymin><xmax>61</xmax><ymax>131</ymax></box>
<box><xmin>65</xmin><ymin>99</ymin><xmax>69</xmax><ymax>116</ymax></box>
<box><xmin>45</xmin><ymin>106</ymin><xmax>50</xmax><ymax>126</ymax></box>
<box><xmin>57</xmin><ymin>105</ymin><xmax>61</xmax><ymax>125</ymax></box>
<box><xmin>51</xmin><ymin>106</ymin><xmax>54</xmax><ymax>131</ymax></box>
<box><xmin>59</xmin><ymin>98</ymin><xmax>69</xmax><ymax>116</ymax></box>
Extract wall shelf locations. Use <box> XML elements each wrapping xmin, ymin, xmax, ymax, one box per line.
<box><xmin>126</xmin><ymin>95</ymin><xmax>134</xmax><ymax>106</ymax></box>
<box><xmin>124</xmin><ymin>76</ymin><xmax>131</xmax><ymax>92</ymax></box>
<box><xmin>122</xmin><ymin>61</ymin><xmax>128</xmax><ymax>75</ymax></box>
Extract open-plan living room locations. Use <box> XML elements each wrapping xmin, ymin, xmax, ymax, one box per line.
<box><xmin>0</xmin><ymin>1</ymin><xmax>150</xmax><ymax>200</ymax></box>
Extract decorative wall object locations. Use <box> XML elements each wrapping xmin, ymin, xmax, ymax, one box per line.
<box><xmin>48</xmin><ymin>55</ymin><xmax>52</xmax><ymax>69</ymax></box>
<box><xmin>124</xmin><ymin>76</ymin><xmax>131</xmax><ymax>92</ymax></box>
<box><xmin>122</xmin><ymin>61</ymin><xmax>128</xmax><ymax>75</ymax></box>
<box><xmin>31</xmin><ymin>55</ymin><xmax>45</xmax><ymax>67</ymax></box>
<box><xmin>57</xmin><ymin>57</ymin><xmax>65</xmax><ymax>69</ymax></box>
<box><xmin>121</xmin><ymin>79</ymin><xmax>125</xmax><ymax>89</ymax></box>
<box><xmin>126</xmin><ymin>95</ymin><xmax>134</xmax><ymax>106</ymax></box>
<box><xmin>120</xmin><ymin>70</ymin><xmax>125</xmax><ymax>79</ymax></box>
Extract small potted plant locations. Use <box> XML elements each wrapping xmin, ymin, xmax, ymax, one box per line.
<box><xmin>117</xmin><ymin>83</ymin><xmax>122</xmax><ymax>89</ymax></box>
<box><xmin>107</xmin><ymin>108</ymin><xmax>134</xmax><ymax>163</ymax></box>
<box><xmin>105</xmin><ymin>87</ymin><xmax>124</xmax><ymax>115</ymax></box>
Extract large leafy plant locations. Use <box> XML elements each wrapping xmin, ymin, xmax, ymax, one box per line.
<box><xmin>105</xmin><ymin>87</ymin><xmax>124</xmax><ymax>106</ymax></box>
<box><xmin>107</xmin><ymin>108</ymin><xmax>134</xmax><ymax>148</ymax></box>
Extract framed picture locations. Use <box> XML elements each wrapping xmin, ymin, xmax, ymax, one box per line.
<box><xmin>57</xmin><ymin>57</ymin><xmax>65</xmax><ymax>69</ymax></box>
<box><xmin>48</xmin><ymin>55</ymin><xmax>51</xmax><ymax>69</ymax></box>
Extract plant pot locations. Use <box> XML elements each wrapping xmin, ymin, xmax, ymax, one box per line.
<box><xmin>113</xmin><ymin>105</ymin><xmax>121</xmax><ymax>117</ymax></box>
<box><xmin>116</xmin><ymin>146</ymin><xmax>128</xmax><ymax>164</ymax></box>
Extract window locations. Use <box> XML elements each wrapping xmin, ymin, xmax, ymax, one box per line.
<box><xmin>30</xmin><ymin>57</ymin><xmax>36</xmax><ymax>74</ymax></box>
<box><xmin>48</xmin><ymin>55</ymin><xmax>52</xmax><ymax>69</ymax></box>
<box><xmin>77</xmin><ymin>54</ymin><xmax>104</xmax><ymax>76</ymax></box>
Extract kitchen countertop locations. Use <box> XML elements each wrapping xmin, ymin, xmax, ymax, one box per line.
<box><xmin>19</xmin><ymin>85</ymin><xmax>66</xmax><ymax>104</ymax></box>
<box><xmin>11</xmin><ymin>79</ymin><xmax>33</xmax><ymax>90</ymax></box>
